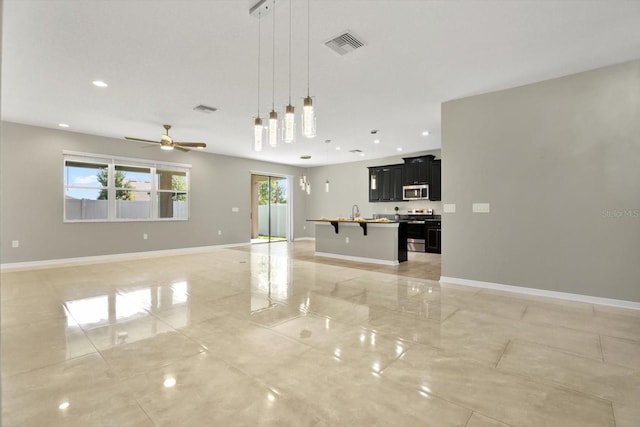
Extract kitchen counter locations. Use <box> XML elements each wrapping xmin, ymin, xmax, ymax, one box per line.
<box><xmin>308</xmin><ymin>220</ymin><xmax>407</xmax><ymax>265</ymax></box>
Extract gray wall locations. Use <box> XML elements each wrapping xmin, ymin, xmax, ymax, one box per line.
<box><xmin>304</xmin><ymin>151</ymin><xmax>442</xmax><ymax>237</ymax></box>
<box><xmin>442</xmin><ymin>60</ymin><xmax>640</xmax><ymax>302</ymax></box>
<box><xmin>0</xmin><ymin>122</ymin><xmax>308</xmax><ymax>263</ymax></box>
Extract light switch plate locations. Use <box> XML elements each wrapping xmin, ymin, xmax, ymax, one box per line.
<box><xmin>472</xmin><ymin>203</ymin><xmax>490</xmax><ymax>213</ymax></box>
<box><xmin>443</xmin><ymin>204</ymin><xmax>456</xmax><ymax>213</ymax></box>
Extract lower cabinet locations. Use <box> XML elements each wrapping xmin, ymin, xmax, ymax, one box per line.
<box><xmin>426</xmin><ymin>224</ymin><xmax>441</xmax><ymax>254</ymax></box>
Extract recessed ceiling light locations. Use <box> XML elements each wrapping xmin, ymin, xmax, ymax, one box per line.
<box><xmin>335</xmin><ymin>146</ymin><xmax>341</xmax><ymax>150</ymax></box>
<box><xmin>163</xmin><ymin>378</ymin><xmax>176</xmax><ymax>388</ymax></box>
<box><xmin>92</xmin><ymin>80</ymin><xmax>108</xmax><ymax>88</ymax></box>
<box><xmin>58</xmin><ymin>123</ymin><xmax>70</xmax><ymax>128</ymax></box>
<box><xmin>300</xmin><ymin>155</ymin><xmax>312</xmax><ymax>160</ymax></box>
<box><xmin>396</xmin><ymin>147</ymin><xmax>403</xmax><ymax>152</ymax></box>
<box><xmin>373</xmin><ymin>139</ymin><xmax>380</xmax><ymax>144</ymax></box>
<box><xmin>360</xmin><ymin>153</ymin><xmax>365</xmax><ymax>157</ymax></box>
<box><xmin>58</xmin><ymin>402</ymin><xmax>70</xmax><ymax>410</ymax></box>
<box><xmin>421</xmin><ymin>131</ymin><xmax>430</xmax><ymax>136</ymax></box>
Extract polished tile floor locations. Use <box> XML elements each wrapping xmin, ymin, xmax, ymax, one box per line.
<box><xmin>1</xmin><ymin>241</ymin><xmax>639</xmax><ymax>426</ymax></box>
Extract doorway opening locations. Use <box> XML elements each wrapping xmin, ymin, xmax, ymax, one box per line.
<box><xmin>251</xmin><ymin>174</ymin><xmax>289</xmax><ymax>244</ymax></box>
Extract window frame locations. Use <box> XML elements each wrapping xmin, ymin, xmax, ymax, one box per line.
<box><xmin>63</xmin><ymin>151</ymin><xmax>192</xmax><ymax>223</ymax></box>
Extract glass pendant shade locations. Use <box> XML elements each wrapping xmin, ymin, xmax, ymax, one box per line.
<box><xmin>306</xmin><ymin>182</ymin><xmax>311</xmax><ymax>195</ymax></box>
<box><xmin>283</xmin><ymin>104</ymin><xmax>295</xmax><ymax>143</ymax></box>
<box><xmin>371</xmin><ymin>174</ymin><xmax>377</xmax><ymax>190</ymax></box>
<box><xmin>253</xmin><ymin>118</ymin><xmax>264</xmax><ymax>152</ymax></box>
<box><xmin>302</xmin><ymin>96</ymin><xmax>316</xmax><ymax>138</ymax></box>
<box><xmin>324</xmin><ymin>180</ymin><xmax>329</xmax><ymax>192</ymax></box>
<box><xmin>268</xmin><ymin>110</ymin><xmax>278</xmax><ymax>147</ymax></box>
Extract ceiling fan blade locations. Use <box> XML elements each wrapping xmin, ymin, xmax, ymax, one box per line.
<box><xmin>125</xmin><ymin>136</ymin><xmax>161</xmax><ymax>144</ymax></box>
<box><xmin>174</xmin><ymin>142</ymin><xmax>206</xmax><ymax>148</ymax></box>
<box><xmin>174</xmin><ymin>145</ymin><xmax>190</xmax><ymax>152</ymax></box>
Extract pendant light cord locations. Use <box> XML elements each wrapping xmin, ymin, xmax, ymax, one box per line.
<box><xmin>288</xmin><ymin>0</ymin><xmax>292</xmax><ymax>104</ymax></box>
<box><xmin>257</xmin><ymin>9</ymin><xmax>261</xmax><ymax>116</ymax></box>
<box><xmin>272</xmin><ymin>0</ymin><xmax>276</xmax><ymax>110</ymax></box>
<box><xmin>307</xmin><ymin>0</ymin><xmax>310</xmax><ymax>97</ymax></box>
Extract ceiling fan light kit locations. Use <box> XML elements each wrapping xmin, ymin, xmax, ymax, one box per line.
<box><xmin>125</xmin><ymin>124</ymin><xmax>206</xmax><ymax>152</ymax></box>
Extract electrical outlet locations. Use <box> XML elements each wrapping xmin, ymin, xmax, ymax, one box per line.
<box><xmin>12</xmin><ymin>240</ymin><xmax>19</xmax><ymax>248</ymax></box>
<box><xmin>345</xmin><ymin>237</ymin><xmax>349</xmax><ymax>244</ymax></box>
<box><xmin>472</xmin><ymin>203</ymin><xmax>491</xmax><ymax>213</ymax></box>
<box><xmin>218</xmin><ymin>230</ymin><xmax>222</xmax><ymax>235</ymax></box>
<box><xmin>143</xmin><ymin>233</ymin><xmax>148</xmax><ymax>240</ymax></box>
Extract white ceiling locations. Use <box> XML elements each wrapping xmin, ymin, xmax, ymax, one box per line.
<box><xmin>2</xmin><ymin>0</ymin><xmax>640</xmax><ymax>166</ymax></box>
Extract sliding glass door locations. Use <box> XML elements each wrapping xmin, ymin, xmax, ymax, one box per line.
<box><xmin>251</xmin><ymin>174</ymin><xmax>288</xmax><ymax>243</ymax></box>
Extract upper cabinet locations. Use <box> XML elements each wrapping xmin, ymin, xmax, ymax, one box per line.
<box><xmin>429</xmin><ymin>159</ymin><xmax>441</xmax><ymax>201</ymax></box>
<box><xmin>368</xmin><ymin>165</ymin><xmax>403</xmax><ymax>202</ymax></box>
<box><xmin>368</xmin><ymin>155</ymin><xmax>441</xmax><ymax>202</ymax></box>
<box><xmin>403</xmin><ymin>155</ymin><xmax>434</xmax><ymax>185</ymax></box>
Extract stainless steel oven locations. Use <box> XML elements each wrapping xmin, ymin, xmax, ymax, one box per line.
<box><xmin>403</xmin><ymin>184</ymin><xmax>429</xmax><ymax>201</ymax></box>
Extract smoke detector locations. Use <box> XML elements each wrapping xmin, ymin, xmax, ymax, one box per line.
<box><xmin>324</xmin><ymin>31</ymin><xmax>366</xmax><ymax>56</ymax></box>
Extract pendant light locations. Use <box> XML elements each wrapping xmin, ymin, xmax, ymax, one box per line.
<box><xmin>268</xmin><ymin>0</ymin><xmax>278</xmax><ymax>147</ymax></box>
<box><xmin>253</xmin><ymin>8</ymin><xmax>264</xmax><ymax>152</ymax></box>
<box><xmin>324</xmin><ymin>140</ymin><xmax>330</xmax><ymax>192</ymax></box>
<box><xmin>302</xmin><ymin>0</ymin><xmax>316</xmax><ymax>138</ymax></box>
<box><xmin>283</xmin><ymin>0</ymin><xmax>295</xmax><ymax>143</ymax></box>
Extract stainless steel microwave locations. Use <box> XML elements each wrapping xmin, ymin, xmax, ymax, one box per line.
<box><xmin>403</xmin><ymin>184</ymin><xmax>429</xmax><ymax>201</ymax></box>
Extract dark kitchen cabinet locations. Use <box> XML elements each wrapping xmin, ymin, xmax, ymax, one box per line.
<box><xmin>368</xmin><ymin>165</ymin><xmax>403</xmax><ymax>202</ymax></box>
<box><xmin>368</xmin><ymin>167</ymin><xmax>381</xmax><ymax>202</ymax></box>
<box><xmin>403</xmin><ymin>155</ymin><xmax>434</xmax><ymax>185</ymax></box>
<box><xmin>429</xmin><ymin>159</ymin><xmax>441</xmax><ymax>201</ymax></box>
<box><xmin>426</xmin><ymin>221</ymin><xmax>441</xmax><ymax>253</ymax></box>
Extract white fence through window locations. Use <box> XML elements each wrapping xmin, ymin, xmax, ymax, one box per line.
<box><xmin>65</xmin><ymin>199</ymin><xmax>187</xmax><ymax>220</ymax></box>
<box><xmin>258</xmin><ymin>203</ymin><xmax>287</xmax><ymax>237</ymax></box>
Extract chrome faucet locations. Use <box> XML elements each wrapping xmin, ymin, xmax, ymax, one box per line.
<box><xmin>351</xmin><ymin>204</ymin><xmax>360</xmax><ymax>220</ymax></box>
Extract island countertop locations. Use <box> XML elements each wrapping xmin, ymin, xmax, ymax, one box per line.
<box><xmin>306</xmin><ymin>218</ymin><xmax>399</xmax><ymax>224</ymax></box>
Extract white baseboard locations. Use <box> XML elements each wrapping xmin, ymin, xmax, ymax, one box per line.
<box><xmin>439</xmin><ymin>276</ymin><xmax>640</xmax><ymax>310</ymax></box>
<box><xmin>1</xmin><ymin>242</ymin><xmax>250</xmax><ymax>271</ymax></box>
<box><xmin>315</xmin><ymin>251</ymin><xmax>399</xmax><ymax>266</ymax></box>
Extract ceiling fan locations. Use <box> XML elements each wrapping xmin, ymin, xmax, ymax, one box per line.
<box><xmin>125</xmin><ymin>125</ymin><xmax>206</xmax><ymax>152</ymax></box>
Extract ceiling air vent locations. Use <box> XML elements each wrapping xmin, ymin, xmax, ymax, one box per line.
<box><xmin>324</xmin><ymin>31</ymin><xmax>365</xmax><ymax>56</ymax></box>
<box><xmin>349</xmin><ymin>149</ymin><xmax>363</xmax><ymax>154</ymax></box>
<box><xmin>193</xmin><ymin>104</ymin><xmax>218</xmax><ymax>114</ymax></box>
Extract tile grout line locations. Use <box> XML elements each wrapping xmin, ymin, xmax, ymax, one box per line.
<box><xmin>494</xmin><ymin>339</ymin><xmax>511</xmax><ymax>368</ymax></box>
<box><xmin>598</xmin><ymin>333</ymin><xmax>605</xmax><ymax>362</ymax></box>
<box><xmin>462</xmin><ymin>410</ymin><xmax>474</xmax><ymax>426</ymax></box>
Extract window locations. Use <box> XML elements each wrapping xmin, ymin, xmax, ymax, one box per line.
<box><xmin>63</xmin><ymin>152</ymin><xmax>191</xmax><ymax>222</ymax></box>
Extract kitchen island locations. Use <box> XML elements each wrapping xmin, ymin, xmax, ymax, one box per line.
<box><xmin>308</xmin><ymin>219</ymin><xmax>407</xmax><ymax>265</ymax></box>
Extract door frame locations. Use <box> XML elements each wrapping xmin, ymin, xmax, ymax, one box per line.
<box><xmin>250</xmin><ymin>171</ymin><xmax>294</xmax><ymax>243</ymax></box>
